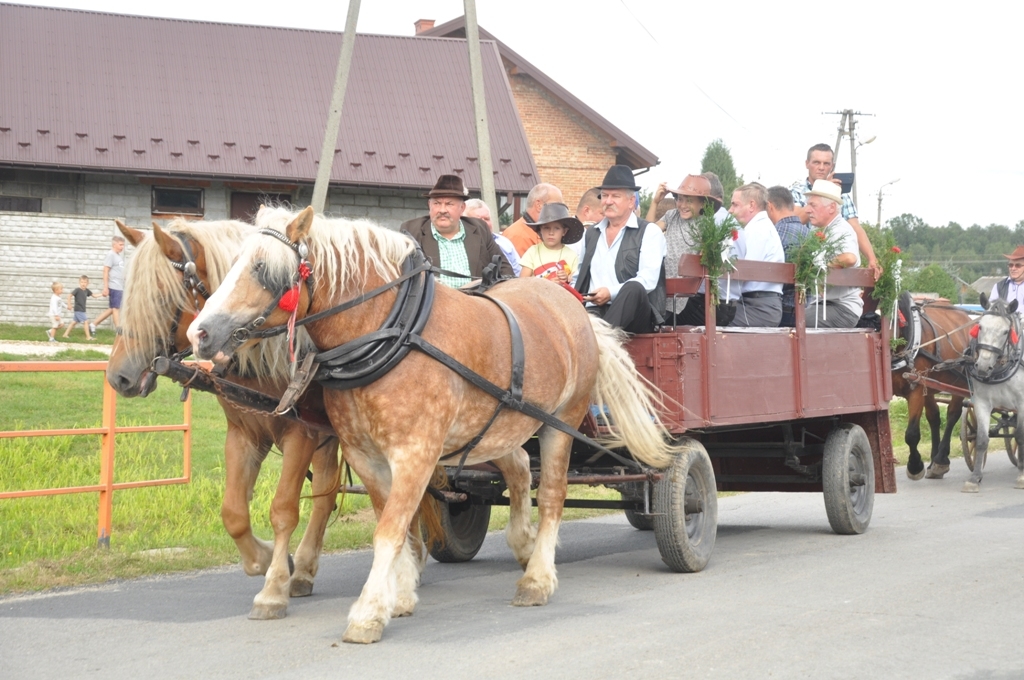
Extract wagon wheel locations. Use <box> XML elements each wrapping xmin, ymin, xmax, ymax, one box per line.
<box><xmin>822</xmin><ymin>424</ymin><xmax>875</xmax><ymax>535</ymax></box>
<box><xmin>620</xmin><ymin>481</ymin><xmax>653</xmax><ymax>531</ymax></box>
<box><xmin>652</xmin><ymin>438</ymin><xmax>718</xmax><ymax>573</ymax></box>
<box><xmin>427</xmin><ymin>498</ymin><xmax>491</xmax><ymax>563</ymax></box>
<box><xmin>960</xmin><ymin>404</ymin><xmax>978</xmax><ymax>472</ymax></box>
<box><xmin>992</xmin><ymin>409</ymin><xmax>1020</xmax><ymax>467</ymax></box>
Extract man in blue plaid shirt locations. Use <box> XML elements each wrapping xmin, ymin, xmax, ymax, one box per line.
<box><xmin>766</xmin><ymin>186</ymin><xmax>809</xmax><ymax>326</ymax></box>
<box><xmin>790</xmin><ymin>143</ymin><xmax>880</xmax><ymax>279</ymax></box>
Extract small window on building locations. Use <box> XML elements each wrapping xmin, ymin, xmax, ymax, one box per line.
<box><xmin>230</xmin><ymin>192</ymin><xmax>291</xmax><ymax>222</ymax></box>
<box><xmin>152</xmin><ymin>187</ymin><xmax>204</xmax><ymax>216</ymax></box>
<box><xmin>0</xmin><ymin>196</ymin><xmax>43</xmax><ymax>212</ymax></box>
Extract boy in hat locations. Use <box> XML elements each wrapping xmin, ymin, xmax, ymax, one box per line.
<box><xmin>574</xmin><ymin>165</ymin><xmax>667</xmax><ymax>333</ymax></box>
<box><xmin>989</xmin><ymin>245</ymin><xmax>1024</xmax><ymax>314</ymax></box>
<box><xmin>519</xmin><ymin>202</ymin><xmax>584</xmax><ymax>293</ymax></box>
<box><xmin>401</xmin><ymin>174</ymin><xmax>513</xmax><ymax>287</ymax></box>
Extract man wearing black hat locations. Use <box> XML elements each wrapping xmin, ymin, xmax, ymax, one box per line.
<box><xmin>402</xmin><ymin>175</ymin><xmax>513</xmax><ymax>287</ymax></box>
<box><xmin>574</xmin><ymin>165</ymin><xmax>667</xmax><ymax>333</ymax></box>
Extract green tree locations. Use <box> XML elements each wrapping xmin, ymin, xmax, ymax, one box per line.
<box><xmin>907</xmin><ymin>264</ymin><xmax>959</xmax><ymax>301</ymax></box>
<box><xmin>638</xmin><ymin>188</ymin><xmax>653</xmax><ymax>218</ymax></box>
<box><xmin>700</xmin><ymin>139</ymin><xmax>743</xmax><ymax>202</ymax></box>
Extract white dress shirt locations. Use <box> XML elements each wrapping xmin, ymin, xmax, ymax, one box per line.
<box><xmin>581</xmin><ymin>214</ymin><xmax>666</xmax><ymax>304</ymax></box>
<box><xmin>740</xmin><ymin>211</ymin><xmax>785</xmax><ymax>295</ymax></box>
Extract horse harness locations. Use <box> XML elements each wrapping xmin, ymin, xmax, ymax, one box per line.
<box><xmin>231</xmin><ymin>229</ymin><xmax>645</xmax><ymax>475</ymax></box>
<box><xmin>968</xmin><ymin>303</ymin><xmax>1024</xmax><ymax>385</ymax></box>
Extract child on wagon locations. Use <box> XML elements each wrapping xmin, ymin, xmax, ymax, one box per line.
<box><xmin>519</xmin><ymin>202</ymin><xmax>584</xmax><ymax>299</ymax></box>
<box><xmin>64</xmin><ymin>275</ymin><xmax>101</xmax><ymax>340</ymax></box>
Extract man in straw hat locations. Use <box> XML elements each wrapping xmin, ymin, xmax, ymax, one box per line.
<box><xmin>791</xmin><ymin>143</ymin><xmax>880</xmax><ymax>279</ymax></box>
<box><xmin>574</xmin><ymin>165</ymin><xmax>666</xmax><ymax>333</ymax></box>
<box><xmin>803</xmin><ymin>179</ymin><xmax>862</xmax><ymax>328</ymax></box>
<box><xmin>988</xmin><ymin>245</ymin><xmax>1024</xmax><ymax>314</ymax></box>
<box><xmin>402</xmin><ymin>174</ymin><xmax>513</xmax><ymax>288</ymax></box>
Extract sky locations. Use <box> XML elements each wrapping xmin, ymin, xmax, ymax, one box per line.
<box><xmin>12</xmin><ymin>0</ymin><xmax>1023</xmax><ymax>229</ymax></box>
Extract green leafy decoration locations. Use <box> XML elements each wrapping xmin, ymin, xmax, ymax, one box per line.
<box><xmin>686</xmin><ymin>208</ymin><xmax>742</xmax><ymax>306</ymax></box>
<box><xmin>787</xmin><ymin>227</ymin><xmax>845</xmax><ymax>305</ymax></box>
<box><xmin>871</xmin><ymin>231</ymin><xmax>903</xmax><ymax>324</ymax></box>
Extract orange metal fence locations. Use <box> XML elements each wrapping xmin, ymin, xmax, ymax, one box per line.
<box><xmin>0</xmin><ymin>360</ymin><xmax>193</xmax><ymax>547</ymax></box>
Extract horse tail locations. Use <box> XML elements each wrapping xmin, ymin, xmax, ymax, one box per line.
<box><xmin>588</xmin><ymin>316</ymin><xmax>676</xmax><ymax>469</ymax></box>
<box><xmin>416</xmin><ymin>465</ymin><xmax>447</xmax><ymax>551</ymax></box>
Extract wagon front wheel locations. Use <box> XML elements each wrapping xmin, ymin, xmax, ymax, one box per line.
<box><xmin>961</xmin><ymin>404</ymin><xmax>978</xmax><ymax>472</ymax></box>
<box><xmin>823</xmin><ymin>424</ymin><xmax>875</xmax><ymax>535</ymax></box>
<box><xmin>427</xmin><ymin>499</ymin><xmax>491</xmax><ymax>563</ymax></box>
<box><xmin>652</xmin><ymin>438</ymin><xmax>718</xmax><ymax>573</ymax></box>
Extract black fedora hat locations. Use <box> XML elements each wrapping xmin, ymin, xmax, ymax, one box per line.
<box><xmin>596</xmin><ymin>164</ymin><xmax>641</xmax><ymax>192</ymax></box>
<box><xmin>423</xmin><ymin>174</ymin><xmax>470</xmax><ymax>199</ymax></box>
<box><xmin>524</xmin><ymin>202</ymin><xmax>585</xmax><ymax>244</ymax></box>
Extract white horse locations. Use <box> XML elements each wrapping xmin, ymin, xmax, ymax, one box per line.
<box><xmin>963</xmin><ymin>294</ymin><xmax>1024</xmax><ymax>493</ymax></box>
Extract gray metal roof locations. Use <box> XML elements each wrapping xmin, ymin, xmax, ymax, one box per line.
<box><xmin>0</xmin><ymin>3</ymin><xmax>539</xmax><ymax>193</ymax></box>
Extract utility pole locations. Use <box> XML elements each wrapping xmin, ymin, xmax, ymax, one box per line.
<box><xmin>311</xmin><ymin>0</ymin><xmax>361</xmax><ymax>214</ymax></box>
<box><xmin>824</xmin><ymin>109</ymin><xmax>874</xmax><ymax>206</ymax></box>
<box><xmin>464</xmin><ymin>0</ymin><xmax>498</xmax><ymax>221</ymax></box>
<box><xmin>876</xmin><ymin>178</ymin><xmax>900</xmax><ymax>228</ymax></box>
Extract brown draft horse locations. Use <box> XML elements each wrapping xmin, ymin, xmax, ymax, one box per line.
<box><xmin>891</xmin><ymin>297</ymin><xmax>973</xmax><ymax>480</ymax></box>
<box><xmin>106</xmin><ymin>218</ymin><xmax>341</xmax><ymax>620</ymax></box>
<box><xmin>188</xmin><ymin>206</ymin><xmax>677</xmax><ymax>644</ymax></box>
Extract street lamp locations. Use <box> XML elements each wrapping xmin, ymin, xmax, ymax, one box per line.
<box><xmin>850</xmin><ymin>135</ymin><xmax>875</xmax><ymax>206</ymax></box>
<box><xmin>876</xmin><ymin>178</ymin><xmax>900</xmax><ymax>228</ymax></box>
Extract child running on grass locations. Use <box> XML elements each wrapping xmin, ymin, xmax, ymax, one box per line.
<box><xmin>47</xmin><ymin>282</ymin><xmax>66</xmax><ymax>342</ymax></box>
<box><xmin>519</xmin><ymin>202</ymin><xmax>584</xmax><ymax>300</ymax></box>
<box><xmin>64</xmin><ymin>275</ymin><xmax>101</xmax><ymax>340</ymax></box>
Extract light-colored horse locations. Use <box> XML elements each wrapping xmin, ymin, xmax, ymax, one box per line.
<box><xmin>106</xmin><ymin>218</ymin><xmax>341</xmax><ymax>619</ymax></box>
<box><xmin>963</xmin><ymin>295</ymin><xmax>1024</xmax><ymax>493</ymax></box>
<box><xmin>187</xmin><ymin>206</ymin><xmax>676</xmax><ymax>644</ymax></box>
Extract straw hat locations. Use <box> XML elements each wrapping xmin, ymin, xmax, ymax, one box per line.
<box><xmin>804</xmin><ymin>179</ymin><xmax>842</xmax><ymax>204</ymax></box>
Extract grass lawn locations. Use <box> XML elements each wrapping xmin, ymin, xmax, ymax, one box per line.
<box><xmin>0</xmin><ymin>324</ymin><xmax>996</xmax><ymax>597</ymax></box>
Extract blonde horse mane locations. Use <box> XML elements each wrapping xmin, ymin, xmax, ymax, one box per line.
<box><xmin>252</xmin><ymin>206</ymin><xmax>416</xmax><ymax>306</ymax></box>
<box><xmin>121</xmin><ymin>217</ymin><xmax>305</xmax><ymax>381</ymax></box>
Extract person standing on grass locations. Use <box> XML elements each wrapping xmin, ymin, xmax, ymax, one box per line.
<box><xmin>47</xmin><ymin>281</ymin><xmax>66</xmax><ymax>342</ymax></box>
<box><xmin>64</xmin><ymin>275</ymin><xmax>101</xmax><ymax>340</ymax></box>
<box><xmin>90</xmin><ymin>235</ymin><xmax>124</xmax><ymax>334</ymax></box>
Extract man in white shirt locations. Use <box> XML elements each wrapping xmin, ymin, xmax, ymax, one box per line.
<box><xmin>804</xmin><ymin>180</ymin><xmax>862</xmax><ymax>328</ymax></box>
<box><xmin>574</xmin><ymin>165</ymin><xmax>667</xmax><ymax>334</ymax></box>
<box><xmin>988</xmin><ymin>245</ymin><xmax>1024</xmax><ymax>314</ymax></box>
<box><xmin>727</xmin><ymin>183</ymin><xmax>785</xmax><ymax>327</ymax></box>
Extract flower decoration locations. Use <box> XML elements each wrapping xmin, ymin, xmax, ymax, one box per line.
<box><xmin>786</xmin><ymin>227</ymin><xmax>845</xmax><ymax>306</ymax></box>
<box><xmin>686</xmin><ymin>209</ymin><xmax>742</xmax><ymax>306</ymax></box>
<box><xmin>871</xmin><ymin>231</ymin><xmax>904</xmax><ymax>348</ymax></box>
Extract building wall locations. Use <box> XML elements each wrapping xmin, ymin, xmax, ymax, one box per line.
<box><xmin>506</xmin><ymin>71</ymin><xmax>617</xmax><ymax>210</ymax></box>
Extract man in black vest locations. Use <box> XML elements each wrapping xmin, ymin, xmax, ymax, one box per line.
<box><xmin>574</xmin><ymin>165</ymin><xmax>667</xmax><ymax>333</ymax></box>
<box><xmin>989</xmin><ymin>245</ymin><xmax>1024</xmax><ymax>313</ymax></box>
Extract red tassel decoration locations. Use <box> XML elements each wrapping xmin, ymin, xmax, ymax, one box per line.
<box><xmin>278</xmin><ymin>285</ymin><xmax>300</xmax><ymax>312</ymax></box>
<box><xmin>1012</xmin><ymin>328</ymin><xmax>1019</xmax><ymax>345</ymax></box>
<box><xmin>969</xmin><ymin>324</ymin><xmax>979</xmax><ymax>338</ymax></box>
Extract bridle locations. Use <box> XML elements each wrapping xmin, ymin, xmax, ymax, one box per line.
<box><xmin>969</xmin><ymin>304</ymin><xmax>1023</xmax><ymax>384</ymax></box>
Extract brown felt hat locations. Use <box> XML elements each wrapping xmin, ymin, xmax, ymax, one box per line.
<box><xmin>525</xmin><ymin>202</ymin><xmax>585</xmax><ymax>244</ymax></box>
<box><xmin>423</xmin><ymin>174</ymin><xmax>470</xmax><ymax>199</ymax></box>
<box><xmin>1003</xmin><ymin>245</ymin><xmax>1024</xmax><ymax>260</ymax></box>
<box><xmin>669</xmin><ymin>175</ymin><xmax>722</xmax><ymax>210</ymax></box>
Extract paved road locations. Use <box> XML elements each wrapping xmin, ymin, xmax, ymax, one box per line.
<box><xmin>2</xmin><ymin>463</ymin><xmax>1022</xmax><ymax>680</ymax></box>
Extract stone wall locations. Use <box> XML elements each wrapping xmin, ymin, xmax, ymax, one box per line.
<box><xmin>0</xmin><ymin>212</ymin><xmax>132</xmax><ymax>327</ymax></box>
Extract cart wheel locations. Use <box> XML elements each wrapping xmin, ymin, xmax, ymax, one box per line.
<box><xmin>960</xmin><ymin>404</ymin><xmax>977</xmax><ymax>472</ymax></box>
<box><xmin>823</xmin><ymin>424</ymin><xmax>875</xmax><ymax>535</ymax></box>
<box><xmin>428</xmin><ymin>499</ymin><xmax>491</xmax><ymax>563</ymax></box>
<box><xmin>620</xmin><ymin>481</ymin><xmax>653</xmax><ymax>530</ymax></box>
<box><xmin>652</xmin><ymin>438</ymin><xmax>717</xmax><ymax>573</ymax></box>
<box><xmin>624</xmin><ymin>508</ymin><xmax>654</xmax><ymax>531</ymax></box>
<box><xmin>993</xmin><ymin>409</ymin><xmax>1020</xmax><ymax>467</ymax></box>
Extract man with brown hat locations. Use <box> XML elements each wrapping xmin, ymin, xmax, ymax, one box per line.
<box><xmin>401</xmin><ymin>175</ymin><xmax>513</xmax><ymax>288</ymax></box>
<box><xmin>988</xmin><ymin>245</ymin><xmax>1024</xmax><ymax>313</ymax></box>
<box><xmin>574</xmin><ymin>165</ymin><xmax>666</xmax><ymax>333</ymax></box>
<box><xmin>502</xmin><ymin>182</ymin><xmax>565</xmax><ymax>256</ymax></box>
<box><xmin>803</xmin><ymin>180</ymin><xmax>862</xmax><ymax>327</ymax></box>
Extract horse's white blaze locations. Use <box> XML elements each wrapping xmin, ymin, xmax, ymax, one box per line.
<box><xmin>186</xmin><ymin>258</ymin><xmax>245</xmax><ymax>352</ymax></box>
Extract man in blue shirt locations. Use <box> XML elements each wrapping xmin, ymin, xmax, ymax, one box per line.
<box><xmin>767</xmin><ymin>185</ymin><xmax>809</xmax><ymax>327</ymax></box>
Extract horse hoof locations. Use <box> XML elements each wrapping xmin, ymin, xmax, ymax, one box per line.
<box><xmin>1015</xmin><ymin>476</ymin><xmax>1024</xmax><ymax>490</ymax></box>
<box><xmin>342</xmin><ymin>621</ymin><xmax>384</xmax><ymax>644</ymax></box>
<box><xmin>961</xmin><ymin>481</ymin><xmax>980</xmax><ymax>494</ymax></box>
<box><xmin>512</xmin><ymin>584</ymin><xmax>549</xmax><ymax>607</ymax></box>
<box><xmin>289</xmin><ymin>577</ymin><xmax>314</xmax><ymax>598</ymax></box>
<box><xmin>906</xmin><ymin>466</ymin><xmax>926</xmax><ymax>481</ymax></box>
<box><xmin>925</xmin><ymin>464</ymin><xmax>950</xmax><ymax>480</ymax></box>
<box><xmin>249</xmin><ymin>603</ymin><xmax>288</xmax><ymax>620</ymax></box>
<box><xmin>392</xmin><ymin>597</ymin><xmax>416</xmax><ymax>618</ymax></box>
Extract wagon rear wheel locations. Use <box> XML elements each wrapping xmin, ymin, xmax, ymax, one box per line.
<box><xmin>652</xmin><ymin>438</ymin><xmax>717</xmax><ymax>573</ymax></box>
<box><xmin>427</xmin><ymin>499</ymin><xmax>491</xmax><ymax>563</ymax></box>
<box><xmin>993</xmin><ymin>409</ymin><xmax>1020</xmax><ymax>467</ymax></box>
<box><xmin>960</xmin><ymin>403</ymin><xmax>978</xmax><ymax>472</ymax></box>
<box><xmin>823</xmin><ymin>424</ymin><xmax>874</xmax><ymax>535</ymax></box>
